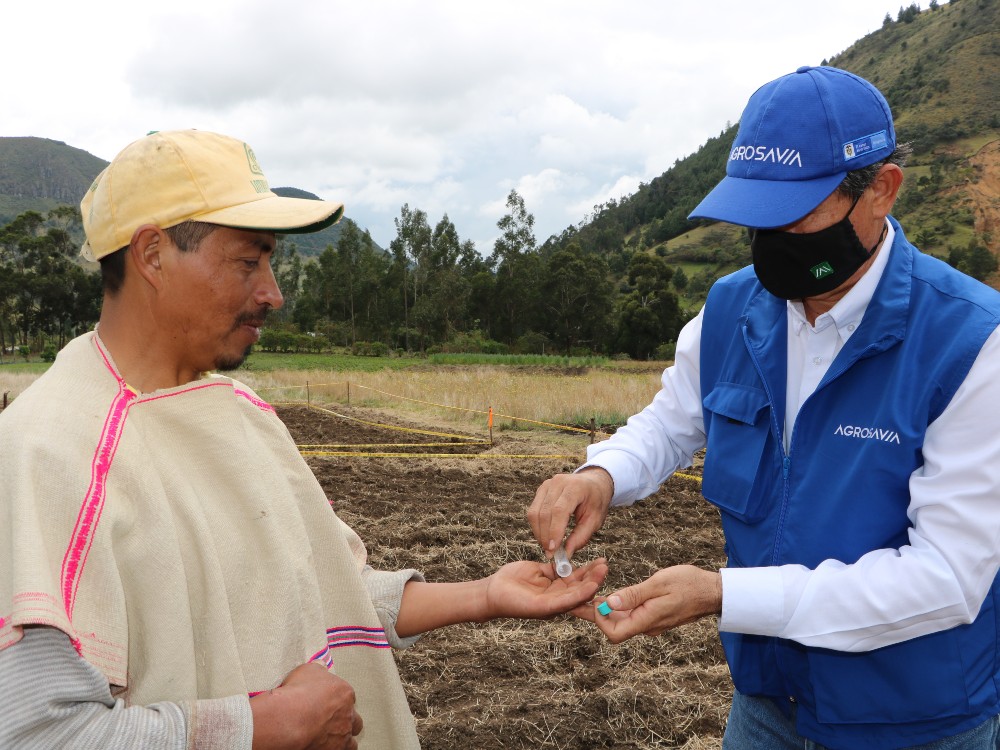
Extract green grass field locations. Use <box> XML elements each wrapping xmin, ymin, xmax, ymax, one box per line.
<box><xmin>243</xmin><ymin>351</ymin><xmax>418</xmax><ymax>372</ymax></box>
<box><xmin>0</xmin><ymin>361</ymin><xmax>50</xmax><ymax>374</ymax></box>
<box><xmin>242</xmin><ymin>351</ymin><xmax>613</xmax><ymax>372</ymax></box>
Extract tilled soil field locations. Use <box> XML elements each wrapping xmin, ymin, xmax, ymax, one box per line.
<box><xmin>277</xmin><ymin>403</ymin><xmax>730</xmax><ymax>749</ymax></box>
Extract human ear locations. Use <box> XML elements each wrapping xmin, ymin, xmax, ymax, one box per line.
<box><xmin>129</xmin><ymin>225</ymin><xmax>167</xmax><ymax>289</ymax></box>
<box><xmin>870</xmin><ymin>164</ymin><xmax>904</xmax><ymax>218</ymax></box>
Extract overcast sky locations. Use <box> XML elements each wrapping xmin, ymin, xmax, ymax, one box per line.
<box><xmin>4</xmin><ymin>0</ymin><xmax>902</xmax><ymax>252</ymax></box>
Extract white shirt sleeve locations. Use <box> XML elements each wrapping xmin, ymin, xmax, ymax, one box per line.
<box><xmin>0</xmin><ymin>626</ymin><xmax>253</xmax><ymax>749</ymax></box>
<box><xmin>721</xmin><ymin>326</ymin><xmax>1000</xmax><ymax>652</ymax></box>
<box><xmin>582</xmin><ymin>307</ymin><xmax>707</xmax><ymax>506</ymax></box>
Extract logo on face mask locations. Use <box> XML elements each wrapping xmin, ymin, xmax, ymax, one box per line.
<box><xmin>750</xmin><ymin>194</ymin><xmax>886</xmax><ymax>300</ymax></box>
<box><xmin>810</xmin><ymin>262</ymin><xmax>835</xmax><ymax>280</ymax></box>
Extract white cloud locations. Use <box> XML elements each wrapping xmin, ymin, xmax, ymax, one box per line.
<box><xmin>2</xmin><ymin>0</ymin><xmax>895</xmax><ymax>252</ymax></box>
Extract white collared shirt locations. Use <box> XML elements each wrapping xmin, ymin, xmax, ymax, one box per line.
<box><xmin>585</xmin><ymin>225</ymin><xmax>1000</xmax><ymax>651</ymax></box>
<box><xmin>783</xmin><ymin>221</ymin><xmax>895</xmax><ymax>452</ymax></box>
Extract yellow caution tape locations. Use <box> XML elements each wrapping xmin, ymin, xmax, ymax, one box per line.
<box><xmin>673</xmin><ymin>471</ymin><xmax>703</xmax><ymax>484</ymax></box>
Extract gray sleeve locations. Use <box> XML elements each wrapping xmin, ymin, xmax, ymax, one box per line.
<box><xmin>360</xmin><ymin>566</ymin><xmax>426</xmax><ymax>649</ymax></box>
<box><xmin>0</xmin><ymin>627</ymin><xmax>253</xmax><ymax>750</ymax></box>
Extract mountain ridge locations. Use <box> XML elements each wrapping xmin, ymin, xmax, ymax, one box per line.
<box><xmin>0</xmin><ymin>137</ymin><xmax>376</xmax><ymax>256</ymax></box>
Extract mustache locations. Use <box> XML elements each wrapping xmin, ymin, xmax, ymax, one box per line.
<box><xmin>234</xmin><ymin>307</ymin><xmax>270</xmax><ymax>329</ymax></box>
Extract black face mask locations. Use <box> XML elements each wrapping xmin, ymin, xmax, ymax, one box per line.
<box><xmin>749</xmin><ymin>195</ymin><xmax>885</xmax><ymax>300</ymax></box>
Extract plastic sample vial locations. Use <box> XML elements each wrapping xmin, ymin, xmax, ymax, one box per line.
<box><xmin>597</xmin><ymin>601</ymin><xmax>613</xmax><ymax>616</ymax></box>
<box><xmin>553</xmin><ymin>546</ymin><xmax>573</xmax><ymax>578</ymax></box>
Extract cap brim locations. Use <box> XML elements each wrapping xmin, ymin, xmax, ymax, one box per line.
<box><xmin>688</xmin><ymin>172</ymin><xmax>844</xmax><ymax>229</ymax></box>
<box><xmin>79</xmin><ymin>195</ymin><xmax>344</xmax><ymax>262</ymax></box>
<box><xmin>196</xmin><ymin>194</ymin><xmax>345</xmax><ymax>235</ymax></box>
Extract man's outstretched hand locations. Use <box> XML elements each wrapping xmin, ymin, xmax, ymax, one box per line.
<box><xmin>484</xmin><ymin>558</ymin><xmax>609</xmax><ymax>620</ymax></box>
<box><xmin>573</xmin><ymin>565</ymin><xmax>722</xmax><ymax>644</ymax></box>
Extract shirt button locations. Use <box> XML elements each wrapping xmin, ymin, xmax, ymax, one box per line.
<box><xmin>789</xmin><ymin>695</ymin><xmax>797</xmax><ymax>703</ymax></box>
<box><xmin>813</xmin><ymin>357</ymin><xmax>822</xmax><ymax>365</ymax></box>
<box><xmin>847</xmin><ymin>324</ymin><xmax>856</xmax><ymax>332</ymax></box>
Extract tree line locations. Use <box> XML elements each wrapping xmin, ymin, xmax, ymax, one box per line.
<box><xmin>0</xmin><ymin>208</ymin><xmax>100</xmax><ymax>362</ymax></box>
<box><xmin>5</xmin><ymin>185</ymin><xmax>989</xmax><ymax>365</ymax></box>
<box><xmin>0</xmin><ymin>194</ymin><xmax>687</xmax><ymax>363</ymax></box>
<box><xmin>269</xmin><ymin>190</ymin><xmax>685</xmax><ymax>359</ymax></box>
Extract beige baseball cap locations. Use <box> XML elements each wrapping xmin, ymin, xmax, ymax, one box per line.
<box><xmin>80</xmin><ymin>129</ymin><xmax>345</xmax><ymax>261</ymax></box>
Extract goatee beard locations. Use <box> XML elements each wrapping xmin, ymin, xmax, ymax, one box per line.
<box><xmin>218</xmin><ymin>307</ymin><xmax>269</xmax><ymax>370</ymax></box>
<box><xmin>215</xmin><ymin>345</ymin><xmax>253</xmax><ymax>372</ymax></box>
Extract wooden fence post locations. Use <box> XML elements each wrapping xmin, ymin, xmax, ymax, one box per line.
<box><xmin>589</xmin><ymin>417</ymin><xmax>596</xmax><ymax>444</ymax></box>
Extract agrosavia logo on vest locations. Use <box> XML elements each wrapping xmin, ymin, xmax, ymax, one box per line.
<box><xmin>834</xmin><ymin>424</ymin><xmax>901</xmax><ymax>444</ymax></box>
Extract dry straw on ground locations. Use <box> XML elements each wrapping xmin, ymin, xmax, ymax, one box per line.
<box><xmin>242</xmin><ymin>364</ymin><xmax>666</xmax><ymax>431</ymax></box>
<box><xmin>282</xmin><ymin>403</ymin><xmax>730</xmax><ymax>749</ymax></box>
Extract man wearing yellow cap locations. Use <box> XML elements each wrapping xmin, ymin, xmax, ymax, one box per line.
<box><xmin>0</xmin><ymin>130</ymin><xmax>607</xmax><ymax>749</ymax></box>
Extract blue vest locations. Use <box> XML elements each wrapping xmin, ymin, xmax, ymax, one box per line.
<box><xmin>699</xmin><ymin>219</ymin><xmax>1000</xmax><ymax>748</ymax></box>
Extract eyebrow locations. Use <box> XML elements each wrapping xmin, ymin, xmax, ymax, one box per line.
<box><xmin>244</xmin><ymin>237</ymin><xmax>276</xmax><ymax>254</ymax></box>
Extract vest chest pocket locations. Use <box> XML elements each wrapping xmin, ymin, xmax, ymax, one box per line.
<box><xmin>702</xmin><ymin>383</ymin><xmax>774</xmax><ymax>523</ymax></box>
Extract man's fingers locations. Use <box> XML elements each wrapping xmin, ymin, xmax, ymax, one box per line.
<box><xmin>564</xmin><ymin>517</ymin><xmax>603</xmax><ymax>558</ymax></box>
<box><xmin>590</xmin><ymin>567</ymin><xmax>723</xmax><ymax>644</ymax></box>
<box><xmin>528</xmin><ymin>474</ymin><xmax>575</xmax><ymax>554</ymax></box>
<box><xmin>573</xmin><ymin>558</ymin><xmax>609</xmax><ymax>588</ymax></box>
<box><xmin>593</xmin><ymin>602</ymin><xmax>655</xmax><ymax>644</ymax></box>
<box><xmin>528</xmin><ymin>477</ymin><xmax>560</xmax><ymax>554</ymax></box>
<box><xmin>570</xmin><ymin>601</ymin><xmax>598</xmax><ymax>621</ymax></box>
<box><xmin>530</xmin><ymin>469</ymin><xmax>615</xmax><ymax>558</ymax></box>
<box><xmin>589</xmin><ymin>578</ymin><xmax>669</xmax><ymax>642</ymax></box>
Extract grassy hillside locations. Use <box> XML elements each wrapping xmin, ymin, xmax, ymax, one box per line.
<box><xmin>545</xmin><ymin>0</ymin><xmax>1000</xmax><ymax>310</ymax></box>
<box><xmin>0</xmin><ymin>137</ymin><xmax>105</xmax><ymax>225</ymax></box>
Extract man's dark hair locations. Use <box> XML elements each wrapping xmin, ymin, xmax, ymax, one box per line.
<box><xmin>837</xmin><ymin>142</ymin><xmax>913</xmax><ymax>200</ymax></box>
<box><xmin>100</xmin><ymin>221</ymin><xmax>219</xmax><ymax>295</ymax></box>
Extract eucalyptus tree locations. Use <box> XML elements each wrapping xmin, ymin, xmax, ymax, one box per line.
<box><xmin>389</xmin><ymin>204</ymin><xmax>433</xmax><ymax>350</ymax></box>
<box><xmin>490</xmin><ymin>190</ymin><xmax>540</xmax><ymax>344</ymax></box>
<box><xmin>539</xmin><ymin>243</ymin><xmax>615</xmax><ymax>354</ymax></box>
<box><xmin>0</xmin><ymin>209</ymin><xmax>100</xmax><ymax>354</ymax></box>
<box><xmin>614</xmin><ymin>252</ymin><xmax>684</xmax><ymax>359</ymax></box>
<box><xmin>411</xmin><ymin>215</ymin><xmax>472</xmax><ymax>345</ymax></box>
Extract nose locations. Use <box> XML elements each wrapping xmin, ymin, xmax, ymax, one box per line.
<box><xmin>256</xmin><ymin>262</ymin><xmax>285</xmax><ymax>310</ymax></box>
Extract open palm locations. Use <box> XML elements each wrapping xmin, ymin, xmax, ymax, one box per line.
<box><xmin>484</xmin><ymin>558</ymin><xmax>608</xmax><ymax>620</ymax></box>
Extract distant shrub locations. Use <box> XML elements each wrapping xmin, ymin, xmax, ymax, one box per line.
<box><xmin>514</xmin><ymin>331</ymin><xmax>551</xmax><ymax>355</ymax></box>
<box><xmin>353</xmin><ymin>341</ymin><xmax>389</xmax><ymax>357</ymax></box>
<box><xmin>654</xmin><ymin>342</ymin><xmax>677</xmax><ymax>361</ymax></box>
<box><xmin>439</xmin><ymin>330</ymin><xmax>509</xmax><ymax>354</ymax></box>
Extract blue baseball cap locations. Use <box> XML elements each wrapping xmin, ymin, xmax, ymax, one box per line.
<box><xmin>688</xmin><ymin>66</ymin><xmax>895</xmax><ymax>229</ymax></box>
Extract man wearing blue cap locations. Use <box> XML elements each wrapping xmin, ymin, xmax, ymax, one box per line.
<box><xmin>529</xmin><ymin>66</ymin><xmax>1000</xmax><ymax>748</ymax></box>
